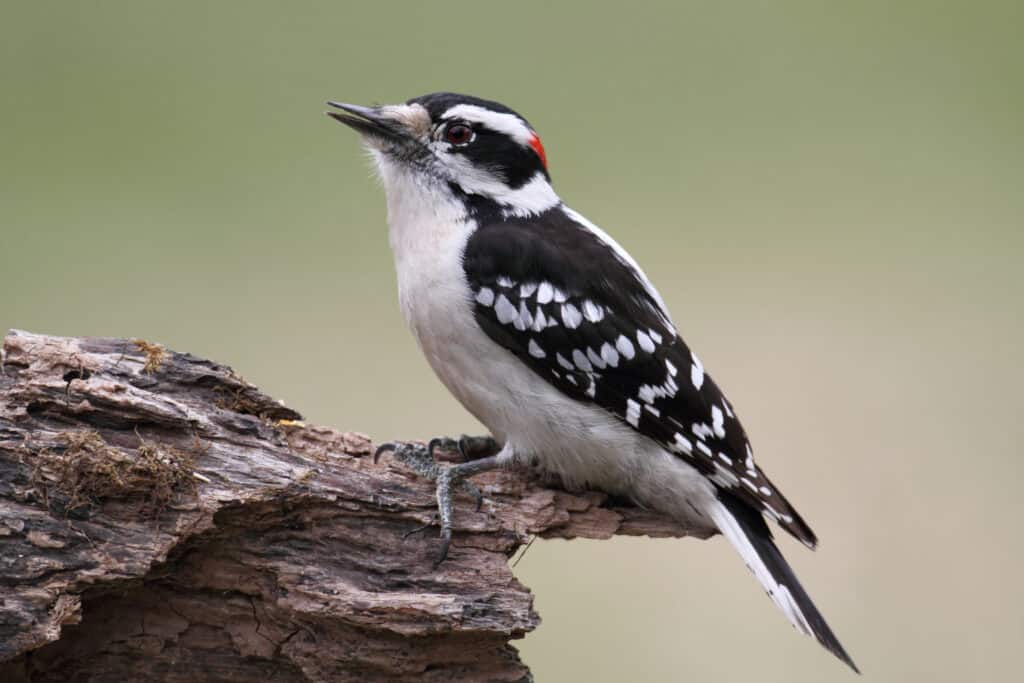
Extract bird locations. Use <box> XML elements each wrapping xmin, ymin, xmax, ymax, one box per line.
<box><xmin>327</xmin><ymin>92</ymin><xmax>858</xmax><ymax>673</ymax></box>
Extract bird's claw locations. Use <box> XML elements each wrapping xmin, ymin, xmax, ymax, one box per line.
<box><xmin>427</xmin><ymin>436</ymin><xmax>460</xmax><ymax>461</ymax></box>
<box><xmin>374</xmin><ymin>436</ymin><xmax>495</xmax><ymax>565</ymax></box>
<box><xmin>373</xmin><ymin>441</ymin><xmax>397</xmax><ymax>464</ymax></box>
<box><xmin>457</xmin><ymin>434</ymin><xmax>501</xmax><ymax>461</ymax></box>
<box><xmin>462</xmin><ymin>479</ymin><xmax>484</xmax><ymax>511</ymax></box>
<box><xmin>426</xmin><ymin>434</ymin><xmax>500</xmax><ymax>462</ymax></box>
<box><xmin>434</xmin><ymin>525</ymin><xmax>453</xmax><ymax>568</ymax></box>
<box><xmin>402</xmin><ymin>517</ymin><xmax>437</xmax><ymax>540</ymax></box>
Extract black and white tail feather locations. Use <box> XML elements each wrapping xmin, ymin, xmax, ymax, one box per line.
<box><xmin>328</xmin><ymin>91</ymin><xmax>860</xmax><ymax>674</ymax></box>
<box><xmin>713</xmin><ymin>491</ymin><xmax>859</xmax><ymax>673</ymax></box>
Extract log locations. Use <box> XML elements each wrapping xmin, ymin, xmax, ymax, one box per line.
<box><xmin>0</xmin><ymin>330</ymin><xmax>706</xmax><ymax>682</ymax></box>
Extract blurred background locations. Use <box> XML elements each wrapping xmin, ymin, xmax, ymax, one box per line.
<box><xmin>2</xmin><ymin>1</ymin><xmax>1021</xmax><ymax>680</ymax></box>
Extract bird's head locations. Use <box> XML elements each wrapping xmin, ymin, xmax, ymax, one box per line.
<box><xmin>328</xmin><ymin>92</ymin><xmax>558</xmax><ymax>218</ymax></box>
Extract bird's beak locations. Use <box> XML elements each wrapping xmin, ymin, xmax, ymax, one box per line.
<box><xmin>326</xmin><ymin>101</ymin><xmax>408</xmax><ymax>143</ymax></box>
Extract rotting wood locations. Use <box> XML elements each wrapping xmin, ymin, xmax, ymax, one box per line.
<box><xmin>0</xmin><ymin>330</ymin><xmax>706</xmax><ymax>682</ymax></box>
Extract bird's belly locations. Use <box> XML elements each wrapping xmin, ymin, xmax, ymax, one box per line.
<box><xmin>405</xmin><ymin>292</ymin><xmax>716</xmax><ymax>532</ymax></box>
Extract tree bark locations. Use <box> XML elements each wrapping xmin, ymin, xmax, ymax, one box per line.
<box><xmin>0</xmin><ymin>330</ymin><xmax>706</xmax><ymax>682</ymax></box>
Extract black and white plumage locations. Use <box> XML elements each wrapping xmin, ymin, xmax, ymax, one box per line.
<box><xmin>464</xmin><ymin>209</ymin><xmax>816</xmax><ymax>545</ymax></box>
<box><xmin>328</xmin><ymin>92</ymin><xmax>858</xmax><ymax>672</ymax></box>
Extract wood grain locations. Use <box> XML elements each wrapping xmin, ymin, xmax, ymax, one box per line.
<box><xmin>0</xmin><ymin>330</ymin><xmax>705</xmax><ymax>682</ymax></box>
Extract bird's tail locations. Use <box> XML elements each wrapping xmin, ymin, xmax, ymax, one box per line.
<box><xmin>709</xmin><ymin>491</ymin><xmax>860</xmax><ymax>674</ymax></box>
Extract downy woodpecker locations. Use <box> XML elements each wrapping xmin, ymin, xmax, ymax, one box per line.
<box><xmin>327</xmin><ymin>92</ymin><xmax>858</xmax><ymax>672</ymax></box>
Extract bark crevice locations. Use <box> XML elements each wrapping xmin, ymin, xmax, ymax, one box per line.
<box><xmin>0</xmin><ymin>330</ymin><xmax>705</xmax><ymax>682</ymax></box>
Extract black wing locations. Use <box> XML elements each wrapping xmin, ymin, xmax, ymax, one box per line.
<box><xmin>463</xmin><ymin>207</ymin><xmax>816</xmax><ymax>547</ymax></box>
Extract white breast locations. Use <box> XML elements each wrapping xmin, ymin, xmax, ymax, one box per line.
<box><xmin>373</xmin><ymin>155</ymin><xmax>716</xmax><ymax>532</ymax></box>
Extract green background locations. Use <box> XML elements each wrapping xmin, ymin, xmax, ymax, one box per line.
<box><xmin>3</xmin><ymin>1</ymin><xmax>1022</xmax><ymax>680</ymax></box>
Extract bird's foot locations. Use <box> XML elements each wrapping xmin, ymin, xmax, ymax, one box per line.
<box><xmin>374</xmin><ymin>437</ymin><xmax>504</xmax><ymax>566</ymax></box>
<box><xmin>374</xmin><ymin>440</ymin><xmax>484</xmax><ymax>508</ymax></box>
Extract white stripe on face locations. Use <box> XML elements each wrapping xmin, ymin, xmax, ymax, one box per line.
<box><xmin>441</xmin><ymin>104</ymin><xmax>535</xmax><ymax>146</ymax></box>
<box><xmin>443</xmin><ymin>149</ymin><xmax>559</xmax><ymax>217</ymax></box>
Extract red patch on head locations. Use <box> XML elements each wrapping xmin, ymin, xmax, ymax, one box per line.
<box><xmin>528</xmin><ymin>133</ymin><xmax>548</xmax><ymax>170</ymax></box>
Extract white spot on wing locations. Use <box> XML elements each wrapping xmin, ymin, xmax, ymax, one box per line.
<box><xmin>711</xmin><ymin>406</ymin><xmax>726</xmax><ymax>438</ymax></box>
<box><xmin>691</xmin><ymin>351</ymin><xmax>705</xmax><ymax>390</ymax></box>
<box><xmin>532</xmin><ymin>308</ymin><xmax>548</xmax><ymax>332</ymax></box>
<box><xmin>476</xmin><ymin>287</ymin><xmax>494</xmax><ymax>306</ymax></box>
<box><xmin>637</xmin><ymin>330</ymin><xmax>655</xmax><ymax>353</ymax></box>
<box><xmin>626</xmin><ymin>399</ymin><xmax>641</xmax><ymax>427</ymax></box>
<box><xmin>600</xmin><ymin>342</ymin><xmax>619</xmax><ymax>367</ymax></box>
<box><xmin>528</xmin><ymin>339</ymin><xmax>546</xmax><ymax>358</ymax></box>
<box><xmin>556</xmin><ymin>353</ymin><xmax>574</xmax><ymax>370</ymax></box>
<box><xmin>514</xmin><ymin>301</ymin><xmax>533</xmax><ymax>330</ymax></box>
<box><xmin>562</xmin><ymin>207</ymin><xmax>674</xmax><ymax>327</ymax></box>
<box><xmin>520</xmin><ymin>282</ymin><xmax>537</xmax><ymax>298</ymax></box>
<box><xmin>672</xmin><ymin>433</ymin><xmax>693</xmax><ymax>454</ymax></box>
<box><xmin>616</xmin><ymin>335</ymin><xmax>635</xmax><ymax>359</ymax></box>
<box><xmin>495</xmin><ymin>295</ymin><xmax>517</xmax><ymax>325</ymax></box>
<box><xmin>572</xmin><ymin>349</ymin><xmax>592</xmax><ymax>372</ymax></box>
<box><xmin>536</xmin><ymin>282</ymin><xmax>554</xmax><ymax>304</ymax></box>
<box><xmin>497</xmin><ymin>275</ymin><xmax>516</xmax><ymax>288</ymax></box>
<box><xmin>582</xmin><ymin>300</ymin><xmax>604</xmax><ymax>322</ymax></box>
<box><xmin>561</xmin><ymin>303</ymin><xmax>582</xmax><ymax>329</ymax></box>
<box><xmin>586</xmin><ymin>347</ymin><xmax>606</xmax><ymax>369</ymax></box>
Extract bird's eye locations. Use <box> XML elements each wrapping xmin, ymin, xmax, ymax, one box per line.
<box><xmin>446</xmin><ymin>123</ymin><xmax>474</xmax><ymax>146</ymax></box>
